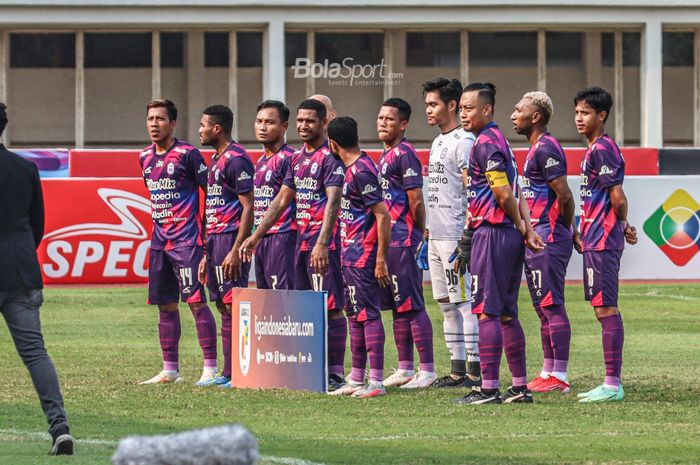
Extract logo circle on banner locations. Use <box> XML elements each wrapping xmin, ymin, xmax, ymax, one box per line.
<box><xmin>660</xmin><ymin>206</ymin><xmax>700</xmax><ymax>250</ymax></box>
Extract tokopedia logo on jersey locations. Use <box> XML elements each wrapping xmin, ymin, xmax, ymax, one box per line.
<box><xmin>291</xmin><ymin>57</ymin><xmax>403</xmax><ymax>86</ymax></box>
<box><xmin>643</xmin><ymin>189</ymin><xmax>700</xmax><ymax>266</ymax></box>
<box><xmin>40</xmin><ymin>188</ymin><xmax>152</xmax><ymax>281</ymax></box>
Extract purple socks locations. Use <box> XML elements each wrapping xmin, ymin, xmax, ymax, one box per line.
<box><xmin>501</xmin><ymin>318</ymin><xmax>528</xmax><ymax>387</ymax></box>
<box><xmin>535</xmin><ymin>305</ymin><xmax>554</xmax><ymax>373</ymax></box>
<box><xmin>392</xmin><ymin>311</ymin><xmax>435</xmax><ymax>373</ymax></box>
<box><xmin>221</xmin><ymin>312</ymin><xmax>232</xmax><ymax>378</ymax></box>
<box><xmin>392</xmin><ymin>314</ymin><xmax>414</xmax><ymax>371</ymax></box>
<box><xmin>193</xmin><ymin>306</ymin><xmax>218</xmax><ymax>367</ymax></box>
<box><xmin>159</xmin><ymin>310</ymin><xmax>181</xmax><ymax>372</ymax></box>
<box><xmin>478</xmin><ymin>317</ymin><xmax>502</xmax><ymax>390</ymax></box>
<box><xmin>328</xmin><ymin>316</ymin><xmax>347</xmax><ymax>377</ymax></box>
<box><xmin>600</xmin><ymin>313</ymin><xmax>624</xmax><ymax>387</ymax></box>
<box><xmin>541</xmin><ymin>305</ymin><xmax>571</xmax><ymax>374</ymax></box>
<box><xmin>348</xmin><ymin>315</ymin><xmax>385</xmax><ymax>383</ymax></box>
<box><xmin>348</xmin><ymin>316</ymin><xmax>367</xmax><ymax>383</ymax></box>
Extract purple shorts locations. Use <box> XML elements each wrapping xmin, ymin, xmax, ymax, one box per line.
<box><xmin>583</xmin><ymin>249</ymin><xmax>622</xmax><ymax>308</ymax></box>
<box><xmin>294</xmin><ymin>247</ymin><xmax>345</xmax><ymax>311</ymax></box>
<box><xmin>255</xmin><ymin>231</ymin><xmax>296</xmax><ymax>290</ymax></box>
<box><xmin>470</xmin><ymin>225</ymin><xmax>524</xmax><ymax>317</ymax></box>
<box><xmin>379</xmin><ymin>246</ymin><xmax>426</xmax><ymax>313</ymax></box>
<box><xmin>148</xmin><ymin>246</ymin><xmax>207</xmax><ymax>305</ymax></box>
<box><xmin>342</xmin><ymin>265</ymin><xmax>381</xmax><ymax>322</ymax></box>
<box><xmin>524</xmin><ymin>238</ymin><xmax>573</xmax><ymax>308</ymax></box>
<box><xmin>205</xmin><ymin>232</ymin><xmax>250</xmax><ymax>304</ymax></box>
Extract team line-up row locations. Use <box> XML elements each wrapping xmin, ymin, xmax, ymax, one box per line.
<box><xmin>137</xmin><ymin>78</ymin><xmax>636</xmax><ymax>404</ymax></box>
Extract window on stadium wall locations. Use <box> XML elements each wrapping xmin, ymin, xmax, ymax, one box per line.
<box><xmin>600</xmin><ymin>31</ymin><xmax>641</xmax><ymax>146</ymax></box>
<box><xmin>205</xmin><ymin>31</ymin><xmax>263</xmax><ymax>144</ymax></box>
<box><xmin>8</xmin><ymin>33</ymin><xmax>76</xmax><ymax>145</ymax></box>
<box><xmin>285</xmin><ymin>32</ymin><xmax>385</xmax><ymax>145</ymax></box>
<box><xmin>469</xmin><ymin>32</ymin><xmax>538</xmax><ymax>147</ymax></box>
<box><xmin>662</xmin><ymin>31</ymin><xmax>695</xmax><ymax>146</ymax></box>
<box><xmin>400</xmin><ymin>32</ymin><xmax>461</xmax><ymax>145</ymax></box>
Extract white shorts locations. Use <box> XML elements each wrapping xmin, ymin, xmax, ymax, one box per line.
<box><xmin>428</xmin><ymin>239</ymin><xmax>470</xmax><ymax>303</ymax></box>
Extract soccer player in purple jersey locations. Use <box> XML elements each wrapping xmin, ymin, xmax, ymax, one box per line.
<box><xmin>252</xmin><ymin>100</ymin><xmax>296</xmax><ymax>290</ymax></box>
<box><xmin>573</xmin><ymin>87</ymin><xmax>637</xmax><ymax>403</ymax></box>
<box><xmin>138</xmin><ymin>99</ymin><xmax>218</xmax><ymax>385</ymax></box>
<box><xmin>455</xmin><ymin>83</ymin><xmax>544</xmax><ymax>404</ymax></box>
<box><xmin>195</xmin><ymin>105</ymin><xmax>255</xmax><ymax>388</ymax></box>
<box><xmin>375</xmin><ymin>98</ymin><xmax>436</xmax><ymax>389</ymax></box>
<box><xmin>511</xmin><ymin>91</ymin><xmax>576</xmax><ymax>393</ymax></box>
<box><xmin>240</xmin><ymin>99</ymin><xmax>348</xmax><ymax>391</ymax></box>
<box><xmin>325</xmin><ymin>116</ymin><xmax>391</xmax><ymax>398</ymax></box>
<box><xmin>423</xmin><ymin>77</ymin><xmax>481</xmax><ymax>389</ymax></box>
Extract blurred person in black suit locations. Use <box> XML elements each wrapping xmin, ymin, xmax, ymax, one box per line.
<box><xmin>0</xmin><ymin>102</ymin><xmax>73</xmax><ymax>455</ymax></box>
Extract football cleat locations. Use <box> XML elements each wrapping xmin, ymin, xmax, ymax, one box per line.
<box><xmin>328</xmin><ymin>380</ymin><xmax>364</xmax><ymax>396</ymax></box>
<box><xmin>578</xmin><ymin>384</ymin><xmax>624</xmax><ymax>403</ymax></box>
<box><xmin>196</xmin><ymin>373</ymin><xmax>231</xmax><ymax>387</ymax></box>
<box><xmin>328</xmin><ymin>374</ymin><xmax>347</xmax><ymax>392</ymax></box>
<box><xmin>453</xmin><ymin>389</ymin><xmax>502</xmax><ymax>405</ymax></box>
<box><xmin>352</xmin><ymin>383</ymin><xmax>386</xmax><ymax>398</ymax></box>
<box><xmin>527</xmin><ymin>375</ymin><xmax>549</xmax><ymax>391</ymax></box>
<box><xmin>49</xmin><ymin>434</ymin><xmax>74</xmax><ymax>456</ymax></box>
<box><xmin>537</xmin><ymin>376</ymin><xmax>571</xmax><ymax>393</ymax></box>
<box><xmin>431</xmin><ymin>374</ymin><xmax>481</xmax><ymax>389</ymax></box>
<box><xmin>383</xmin><ymin>369</ymin><xmax>415</xmax><ymax>387</ymax></box>
<box><xmin>218</xmin><ymin>380</ymin><xmax>233</xmax><ymax>388</ymax></box>
<box><xmin>503</xmin><ymin>386</ymin><xmax>534</xmax><ymax>403</ymax></box>
<box><xmin>139</xmin><ymin>370</ymin><xmax>184</xmax><ymax>385</ymax></box>
<box><xmin>400</xmin><ymin>371</ymin><xmax>438</xmax><ymax>389</ymax></box>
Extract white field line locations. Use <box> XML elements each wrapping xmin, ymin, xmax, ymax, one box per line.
<box><xmin>619</xmin><ymin>290</ymin><xmax>700</xmax><ymax>301</ymax></box>
<box><xmin>0</xmin><ymin>429</ymin><xmax>327</xmax><ymax>465</ymax></box>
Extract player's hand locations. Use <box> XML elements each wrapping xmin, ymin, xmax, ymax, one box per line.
<box><xmin>573</xmin><ymin>230</ymin><xmax>583</xmax><ymax>254</ymax></box>
<box><xmin>453</xmin><ymin>228</ymin><xmax>472</xmax><ymax>277</ymax></box>
<box><xmin>222</xmin><ymin>247</ymin><xmax>242</xmax><ymax>281</ymax></box>
<box><xmin>624</xmin><ymin>223</ymin><xmax>638</xmax><ymax>245</ymax></box>
<box><xmin>239</xmin><ymin>235</ymin><xmax>259</xmax><ymax>263</ymax></box>
<box><xmin>198</xmin><ymin>256</ymin><xmax>207</xmax><ymax>285</ymax></box>
<box><xmin>310</xmin><ymin>241</ymin><xmax>329</xmax><ymax>275</ymax></box>
<box><xmin>423</xmin><ymin>228</ymin><xmax>430</xmax><ymax>240</ymax></box>
<box><xmin>375</xmin><ymin>258</ymin><xmax>390</xmax><ymax>288</ymax></box>
<box><xmin>525</xmin><ymin>229</ymin><xmax>546</xmax><ymax>252</ymax></box>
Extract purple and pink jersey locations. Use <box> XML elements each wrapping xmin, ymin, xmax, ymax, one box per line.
<box><xmin>378</xmin><ymin>138</ymin><xmax>423</xmax><ymax>248</ymax></box>
<box><xmin>253</xmin><ymin>144</ymin><xmax>296</xmax><ymax>235</ymax></box>
<box><xmin>522</xmin><ymin>133</ymin><xmax>572</xmax><ymax>242</ymax></box>
<box><xmin>580</xmin><ymin>135</ymin><xmax>626</xmax><ymax>251</ymax></box>
<box><xmin>140</xmin><ymin>139</ymin><xmax>207</xmax><ymax>250</ymax></box>
<box><xmin>340</xmin><ymin>153</ymin><xmax>383</xmax><ymax>268</ymax></box>
<box><xmin>283</xmin><ymin>141</ymin><xmax>345</xmax><ymax>251</ymax></box>
<box><xmin>205</xmin><ymin>141</ymin><xmax>255</xmax><ymax>235</ymax></box>
<box><xmin>466</xmin><ymin>123</ymin><xmax>519</xmax><ymax>229</ymax></box>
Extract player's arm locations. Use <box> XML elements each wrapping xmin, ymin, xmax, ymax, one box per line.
<box><xmin>488</xmin><ymin>172</ymin><xmax>544</xmax><ymax>252</ymax></box>
<box><xmin>29</xmin><ymin>164</ymin><xmax>45</xmax><ymax>248</ymax></box>
<box><xmin>239</xmin><ymin>185</ymin><xmax>294</xmax><ymax>261</ymax></box>
<box><xmin>311</xmin><ymin>185</ymin><xmax>342</xmax><ymax>275</ymax></box>
<box><xmin>223</xmin><ymin>191</ymin><xmax>254</xmax><ymax>280</ymax></box>
<box><xmin>406</xmin><ymin>187</ymin><xmax>426</xmax><ymax>235</ymax></box>
<box><xmin>370</xmin><ymin>201</ymin><xmax>391</xmax><ymax>288</ymax></box>
<box><xmin>609</xmin><ymin>185</ymin><xmax>637</xmax><ymax>245</ymax></box>
<box><xmin>549</xmin><ymin>176</ymin><xmax>575</xmax><ymax>229</ymax></box>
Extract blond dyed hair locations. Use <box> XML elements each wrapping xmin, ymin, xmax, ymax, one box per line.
<box><xmin>522</xmin><ymin>91</ymin><xmax>553</xmax><ymax>125</ymax></box>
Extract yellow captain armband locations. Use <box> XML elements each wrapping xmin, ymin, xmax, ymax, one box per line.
<box><xmin>485</xmin><ymin>170</ymin><xmax>509</xmax><ymax>188</ymax></box>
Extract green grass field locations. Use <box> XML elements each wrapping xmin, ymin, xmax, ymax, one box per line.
<box><xmin>1</xmin><ymin>283</ymin><xmax>699</xmax><ymax>465</ymax></box>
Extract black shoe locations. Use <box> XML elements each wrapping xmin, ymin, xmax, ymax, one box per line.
<box><xmin>431</xmin><ymin>374</ymin><xmax>480</xmax><ymax>388</ymax></box>
<box><xmin>49</xmin><ymin>434</ymin><xmax>74</xmax><ymax>456</ymax></box>
<box><xmin>328</xmin><ymin>374</ymin><xmax>346</xmax><ymax>392</ymax></box>
<box><xmin>503</xmin><ymin>385</ymin><xmax>534</xmax><ymax>403</ymax></box>
<box><xmin>453</xmin><ymin>389</ymin><xmax>502</xmax><ymax>404</ymax></box>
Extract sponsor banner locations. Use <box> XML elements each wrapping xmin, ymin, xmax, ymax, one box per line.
<box><xmin>230</xmin><ymin>289</ymin><xmax>327</xmax><ymax>392</ymax></box>
<box><xmin>39</xmin><ymin>178</ymin><xmax>153</xmax><ymax>284</ymax></box>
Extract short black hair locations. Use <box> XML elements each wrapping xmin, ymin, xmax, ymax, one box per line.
<box><xmin>203</xmin><ymin>105</ymin><xmax>234</xmax><ymax>134</ymax></box>
<box><xmin>257</xmin><ymin>99</ymin><xmax>290</xmax><ymax>123</ymax></box>
<box><xmin>422</xmin><ymin>77</ymin><xmax>462</xmax><ymax>114</ymax></box>
<box><xmin>147</xmin><ymin>98</ymin><xmax>177</xmax><ymax>121</ymax></box>
<box><xmin>574</xmin><ymin>87</ymin><xmax>613</xmax><ymax>122</ymax></box>
<box><xmin>0</xmin><ymin>103</ymin><xmax>7</xmax><ymax>137</ymax></box>
<box><xmin>463</xmin><ymin>82</ymin><xmax>497</xmax><ymax>108</ymax></box>
<box><xmin>327</xmin><ymin>116</ymin><xmax>359</xmax><ymax>149</ymax></box>
<box><xmin>382</xmin><ymin>97</ymin><xmax>412</xmax><ymax>122</ymax></box>
<box><xmin>297</xmin><ymin>98</ymin><xmax>327</xmax><ymax>121</ymax></box>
